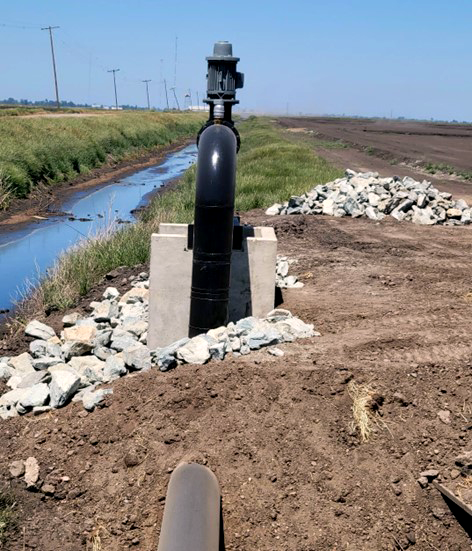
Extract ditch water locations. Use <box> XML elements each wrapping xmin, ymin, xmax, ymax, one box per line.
<box><xmin>0</xmin><ymin>143</ymin><xmax>198</xmax><ymax>317</ymax></box>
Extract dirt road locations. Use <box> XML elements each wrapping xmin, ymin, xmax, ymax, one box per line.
<box><xmin>278</xmin><ymin>117</ymin><xmax>472</xmax><ymax>205</ymax></box>
<box><xmin>1</xmin><ymin>211</ymin><xmax>471</xmax><ymax>550</ymax></box>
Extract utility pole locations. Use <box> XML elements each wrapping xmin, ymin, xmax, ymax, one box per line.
<box><xmin>108</xmin><ymin>68</ymin><xmax>120</xmax><ymax>109</ymax></box>
<box><xmin>142</xmin><ymin>79</ymin><xmax>151</xmax><ymax>109</ymax></box>
<box><xmin>188</xmin><ymin>89</ymin><xmax>193</xmax><ymax>107</ymax></box>
<box><xmin>196</xmin><ymin>91</ymin><xmax>199</xmax><ymax>108</ymax></box>
<box><xmin>163</xmin><ymin>79</ymin><xmax>170</xmax><ymax>110</ymax></box>
<box><xmin>170</xmin><ymin>87</ymin><xmax>180</xmax><ymax>110</ymax></box>
<box><xmin>41</xmin><ymin>26</ymin><xmax>60</xmax><ymax>109</ymax></box>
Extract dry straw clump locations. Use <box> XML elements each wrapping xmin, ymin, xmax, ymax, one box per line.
<box><xmin>348</xmin><ymin>380</ymin><xmax>384</xmax><ymax>442</ymax></box>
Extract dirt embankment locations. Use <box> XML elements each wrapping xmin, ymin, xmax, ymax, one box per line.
<box><xmin>1</xmin><ymin>212</ymin><xmax>471</xmax><ymax>550</ymax></box>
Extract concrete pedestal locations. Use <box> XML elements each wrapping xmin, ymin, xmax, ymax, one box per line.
<box><xmin>148</xmin><ymin>223</ymin><xmax>277</xmax><ymax>348</ymax></box>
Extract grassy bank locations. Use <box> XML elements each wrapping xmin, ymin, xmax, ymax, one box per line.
<box><xmin>0</xmin><ymin>491</ymin><xmax>15</xmax><ymax>543</ymax></box>
<box><xmin>0</xmin><ymin>111</ymin><xmax>204</xmax><ymax>208</ymax></box>
<box><xmin>31</xmin><ymin>117</ymin><xmax>342</xmax><ymax>313</ymax></box>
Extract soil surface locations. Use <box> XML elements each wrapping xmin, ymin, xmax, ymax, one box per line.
<box><xmin>1</xmin><ymin>212</ymin><xmax>472</xmax><ymax>550</ymax></box>
<box><xmin>278</xmin><ymin>117</ymin><xmax>472</xmax><ymax>204</ymax></box>
<box><xmin>0</xmin><ymin>139</ymin><xmax>194</xmax><ymax>235</ymax></box>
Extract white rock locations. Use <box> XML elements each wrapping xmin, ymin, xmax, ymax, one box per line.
<box><xmin>0</xmin><ymin>387</ymin><xmax>29</xmax><ymax>407</ymax></box>
<box><xmin>62</xmin><ymin>313</ymin><xmax>81</xmax><ymax>327</ymax></box>
<box><xmin>8</xmin><ymin>352</ymin><xmax>34</xmax><ymax>374</ymax></box>
<box><xmin>18</xmin><ymin>383</ymin><xmax>49</xmax><ymax>411</ymax></box>
<box><xmin>49</xmin><ymin>369</ymin><xmax>81</xmax><ymax>408</ymax></box>
<box><xmin>24</xmin><ymin>457</ymin><xmax>40</xmax><ymax>488</ymax></box>
<box><xmin>17</xmin><ymin>370</ymin><xmax>51</xmax><ymax>389</ymax></box>
<box><xmin>103</xmin><ymin>287</ymin><xmax>120</xmax><ymax>301</ymax></box>
<box><xmin>82</xmin><ymin>388</ymin><xmax>113</xmax><ymax>411</ymax></box>
<box><xmin>265</xmin><ymin>203</ymin><xmax>282</xmax><ymax>216</ymax></box>
<box><xmin>25</xmin><ymin>320</ymin><xmax>56</xmax><ymax>340</ymax></box>
<box><xmin>119</xmin><ymin>288</ymin><xmax>149</xmax><ymax>304</ymax></box>
<box><xmin>176</xmin><ymin>336</ymin><xmax>211</xmax><ymax>365</ymax></box>
<box><xmin>63</xmin><ymin>325</ymin><xmax>97</xmax><ymax>343</ymax></box>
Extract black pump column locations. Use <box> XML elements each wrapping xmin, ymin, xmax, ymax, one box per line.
<box><xmin>188</xmin><ymin>41</ymin><xmax>244</xmax><ymax>337</ymax></box>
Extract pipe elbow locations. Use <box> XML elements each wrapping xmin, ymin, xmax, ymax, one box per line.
<box><xmin>195</xmin><ymin>124</ymin><xmax>237</xmax><ymax>207</ymax></box>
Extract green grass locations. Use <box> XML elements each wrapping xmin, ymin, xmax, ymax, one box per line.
<box><xmin>0</xmin><ymin>111</ymin><xmax>204</xmax><ymax>208</ymax></box>
<box><xmin>424</xmin><ymin>161</ymin><xmax>472</xmax><ymax>181</ymax></box>
<box><xmin>31</xmin><ymin>116</ymin><xmax>341</xmax><ymax>313</ymax></box>
<box><xmin>0</xmin><ymin>492</ymin><xmax>16</xmax><ymax>543</ymax></box>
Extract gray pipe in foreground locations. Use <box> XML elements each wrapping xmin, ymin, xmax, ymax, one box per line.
<box><xmin>157</xmin><ymin>462</ymin><xmax>221</xmax><ymax>551</ymax></box>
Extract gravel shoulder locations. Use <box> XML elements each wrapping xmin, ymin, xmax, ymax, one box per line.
<box><xmin>1</xmin><ymin>211</ymin><xmax>471</xmax><ymax>550</ymax></box>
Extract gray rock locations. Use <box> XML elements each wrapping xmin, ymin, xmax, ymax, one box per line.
<box><xmin>122</xmin><ymin>343</ymin><xmax>151</xmax><ymax>371</ymax></box>
<box><xmin>61</xmin><ymin>340</ymin><xmax>94</xmax><ymax>360</ymax></box>
<box><xmin>0</xmin><ymin>363</ymin><xmax>12</xmax><ymax>381</ymax></box>
<box><xmin>17</xmin><ymin>370</ymin><xmax>51</xmax><ymax>389</ymax></box>
<box><xmin>247</xmin><ymin>329</ymin><xmax>281</xmax><ymax>350</ymax></box>
<box><xmin>93</xmin><ymin>329</ymin><xmax>112</xmax><ymax>348</ymax></box>
<box><xmin>156</xmin><ymin>353</ymin><xmax>177</xmax><ymax>372</ymax></box>
<box><xmin>49</xmin><ymin>369</ymin><xmax>81</xmax><ymax>408</ymax></box>
<box><xmin>9</xmin><ymin>460</ymin><xmax>25</xmax><ymax>478</ymax></box>
<box><xmin>25</xmin><ymin>320</ymin><xmax>56</xmax><ymax>340</ymax></box>
<box><xmin>93</xmin><ymin>346</ymin><xmax>113</xmax><ymax>361</ymax></box>
<box><xmin>17</xmin><ymin>383</ymin><xmax>50</xmax><ymax>411</ymax></box>
<box><xmin>209</xmin><ymin>341</ymin><xmax>227</xmax><ymax>360</ymax></box>
<box><xmin>176</xmin><ymin>336</ymin><xmax>211</xmax><ymax>365</ymax></box>
<box><xmin>82</xmin><ymin>388</ymin><xmax>113</xmax><ymax>411</ymax></box>
<box><xmin>268</xmin><ymin>347</ymin><xmax>284</xmax><ymax>357</ymax></box>
<box><xmin>68</xmin><ymin>356</ymin><xmax>105</xmax><ymax>385</ymax></box>
<box><xmin>32</xmin><ymin>357</ymin><xmax>63</xmax><ymax>371</ymax></box>
<box><xmin>103</xmin><ymin>355</ymin><xmax>127</xmax><ymax>382</ymax></box>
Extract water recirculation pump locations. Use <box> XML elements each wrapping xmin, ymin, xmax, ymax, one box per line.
<box><xmin>188</xmin><ymin>42</ymin><xmax>244</xmax><ymax>337</ymax></box>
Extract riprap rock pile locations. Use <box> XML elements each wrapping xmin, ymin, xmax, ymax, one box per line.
<box><xmin>0</xmin><ymin>268</ymin><xmax>317</xmax><ymax>420</ymax></box>
<box><xmin>266</xmin><ymin>170</ymin><xmax>472</xmax><ymax>226</ymax></box>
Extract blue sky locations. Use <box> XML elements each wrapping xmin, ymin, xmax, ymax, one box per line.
<box><xmin>0</xmin><ymin>0</ymin><xmax>470</xmax><ymax>120</ymax></box>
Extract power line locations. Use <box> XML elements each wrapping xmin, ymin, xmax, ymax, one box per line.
<box><xmin>41</xmin><ymin>26</ymin><xmax>60</xmax><ymax>109</ymax></box>
<box><xmin>142</xmin><ymin>79</ymin><xmax>151</xmax><ymax>109</ymax></box>
<box><xmin>108</xmin><ymin>68</ymin><xmax>120</xmax><ymax>109</ymax></box>
<box><xmin>0</xmin><ymin>22</ymin><xmax>42</xmax><ymax>29</ymax></box>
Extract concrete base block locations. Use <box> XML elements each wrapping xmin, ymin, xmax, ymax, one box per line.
<box><xmin>148</xmin><ymin>223</ymin><xmax>277</xmax><ymax>348</ymax></box>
